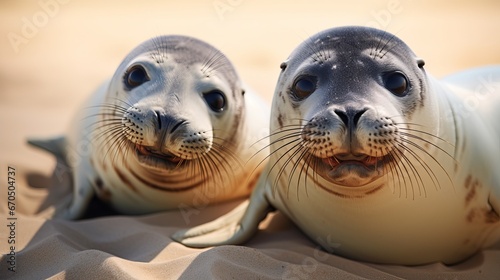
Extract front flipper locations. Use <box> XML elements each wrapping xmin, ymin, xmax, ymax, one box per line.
<box><xmin>172</xmin><ymin>176</ymin><xmax>273</xmax><ymax>247</ymax></box>
<box><xmin>27</xmin><ymin>136</ymin><xmax>67</xmax><ymax>159</ymax></box>
<box><xmin>59</xmin><ymin>159</ymin><xmax>96</xmax><ymax>220</ymax></box>
<box><xmin>28</xmin><ymin>135</ymin><xmax>97</xmax><ymax>219</ymax></box>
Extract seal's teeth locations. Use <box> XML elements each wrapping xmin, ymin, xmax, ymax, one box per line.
<box><xmin>136</xmin><ymin>144</ymin><xmax>150</xmax><ymax>155</ymax></box>
<box><xmin>135</xmin><ymin>143</ymin><xmax>184</xmax><ymax>164</ymax></box>
<box><xmin>364</xmin><ymin>156</ymin><xmax>384</xmax><ymax>166</ymax></box>
<box><xmin>365</xmin><ymin>156</ymin><xmax>373</xmax><ymax>164</ymax></box>
<box><xmin>323</xmin><ymin>157</ymin><xmax>340</xmax><ymax>167</ymax></box>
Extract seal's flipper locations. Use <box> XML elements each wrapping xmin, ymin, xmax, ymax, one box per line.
<box><xmin>172</xmin><ymin>178</ymin><xmax>273</xmax><ymax>247</ymax></box>
<box><xmin>489</xmin><ymin>173</ymin><xmax>500</xmax><ymax>218</ymax></box>
<box><xmin>28</xmin><ymin>135</ymin><xmax>97</xmax><ymax>220</ymax></box>
<box><xmin>27</xmin><ymin>136</ymin><xmax>66</xmax><ymax>159</ymax></box>
<box><xmin>57</xmin><ymin>153</ymin><xmax>97</xmax><ymax>220</ymax></box>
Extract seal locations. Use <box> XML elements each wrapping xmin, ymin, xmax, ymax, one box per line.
<box><xmin>172</xmin><ymin>26</ymin><xmax>500</xmax><ymax>265</ymax></box>
<box><xmin>28</xmin><ymin>35</ymin><xmax>270</xmax><ymax>219</ymax></box>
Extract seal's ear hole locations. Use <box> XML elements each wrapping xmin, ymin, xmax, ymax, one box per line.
<box><xmin>241</xmin><ymin>89</ymin><xmax>246</xmax><ymax>96</ymax></box>
<box><xmin>124</xmin><ymin>65</ymin><xmax>150</xmax><ymax>89</ymax></box>
<box><xmin>417</xmin><ymin>58</ymin><xmax>425</xmax><ymax>68</ymax></box>
<box><xmin>384</xmin><ymin>72</ymin><xmax>409</xmax><ymax>97</ymax></box>
<box><xmin>203</xmin><ymin>90</ymin><xmax>226</xmax><ymax>112</ymax></box>
<box><xmin>291</xmin><ymin>75</ymin><xmax>317</xmax><ymax>101</ymax></box>
<box><xmin>280</xmin><ymin>62</ymin><xmax>287</xmax><ymax>70</ymax></box>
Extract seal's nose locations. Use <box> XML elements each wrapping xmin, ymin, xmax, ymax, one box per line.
<box><xmin>152</xmin><ymin>108</ymin><xmax>184</xmax><ymax>133</ymax></box>
<box><xmin>334</xmin><ymin>108</ymin><xmax>368</xmax><ymax>128</ymax></box>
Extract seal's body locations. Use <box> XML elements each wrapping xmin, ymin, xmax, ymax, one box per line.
<box><xmin>173</xmin><ymin>27</ymin><xmax>500</xmax><ymax>265</ymax></box>
<box><xmin>29</xmin><ymin>35</ymin><xmax>269</xmax><ymax>219</ymax></box>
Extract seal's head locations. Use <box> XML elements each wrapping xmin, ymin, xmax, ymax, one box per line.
<box><xmin>97</xmin><ymin>36</ymin><xmax>245</xmax><ymax>181</ymax></box>
<box><xmin>272</xmin><ymin>26</ymin><xmax>432</xmax><ymax>188</ymax></box>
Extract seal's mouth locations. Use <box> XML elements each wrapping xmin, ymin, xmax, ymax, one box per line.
<box><xmin>320</xmin><ymin>154</ymin><xmax>388</xmax><ymax>169</ymax></box>
<box><xmin>135</xmin><ymin>144</ymin><xmax>183</xmax><ymax>169</ymax></box>
<box><xmin>313</xmin><ymin>153</ymin><xmax>391</xmax><ymax>186</ymax></box>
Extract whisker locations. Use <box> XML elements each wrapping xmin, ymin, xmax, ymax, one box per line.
<box><xmin>286</xmin><ymin>145</ymin><xmax>310</xmax><ymax>201</ymax></box>
<box><xmin>273</xmin><ymin>141</ymin><xmax>307</xmax><ymax>198</ymax></box>
<box><xmin>266</xmin><ymin>138</ymin><xmax>304</xmax><ymax>195</ymax></box>
<box><xmin>399</xmin><ymin>131</ymin><xmax>456</xmax><ymax>161</ymax></box>
<box><xmin>388</xmin><ymin>147</ymin><xmax>407</xmax><ymax>198</ymax></box>
<box><xmin>391</xmin><ymin>144</ymin><xmax>423</xmax><ymax>199</ymax></box>
<box><xmin>399</xmin><ymin>138</ymin><xmax>453</xmax><ymax>192</ymax></box>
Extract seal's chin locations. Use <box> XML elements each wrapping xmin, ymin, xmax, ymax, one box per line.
<box><xmin>135</xmin><ymin>144</ymin><xmax>184</xmax><ymax>170</ymax></box>
<box><xmin>314</xmin><ymin>153</ymin><xmax>390</xmax><ymax>186</ymax></box>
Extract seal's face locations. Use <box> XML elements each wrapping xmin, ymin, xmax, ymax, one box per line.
<box><xmin>272</xmin><ymin>26</ymin><xmax>427</xmax><ymax>187</ymax></box>
<box><xmin>101</xmin><ymin>36</ymin><xmax>244</xmax><ymax>175</ymax></box>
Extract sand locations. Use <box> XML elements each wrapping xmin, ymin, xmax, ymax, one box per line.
<box><xmin>1</xmin><ymin>0</ymin><xmax>500</xmax><ymax>279</ymax></box>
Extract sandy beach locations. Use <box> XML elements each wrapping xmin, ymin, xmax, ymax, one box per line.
<box><xmin>1</xmin><ymin>0</ymin><xmax>500</xmax><ymax>278</ymax></box>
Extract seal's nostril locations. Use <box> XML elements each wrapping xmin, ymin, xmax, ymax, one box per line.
<box><xmin>335</xmin><ymin>108</ymin><xmax>367</xmax><ymax>128</ymax></box>
<box><xmin>334</xmin><ymin>109</ymin><xmax>349</xmax><ymax>126</ymax></box>
<box><xmin>154</xmin><ymin>110</ymin><xmax>162</xmax><ymax>129</ymax></box>
<box><xmin>353</xmin><ymin>108</ymin><xmax>367</xmax><ymax>126</ymax></box>
<box><xmin>170</xmin><ymin>120</ymin><xmax>187</xmax><ymax>134</ymax></box>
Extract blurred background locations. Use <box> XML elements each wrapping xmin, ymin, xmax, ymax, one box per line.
<box><xmin>1</xmin><ymin>0</ymin><xmax>499</xmax><ymax>173</ymax></box>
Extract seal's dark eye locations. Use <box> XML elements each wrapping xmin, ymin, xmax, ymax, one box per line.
<box><xmin>125</xmin><ymin>65</ymin><xmax>149</xmax><ymax>88</ymax></box>
<box><xmin>292</xmin><ymin>76</ymin><xmax>317</xmax><ymax>100</ymax></box>
<box><xmin>204</xmin><ymin>90</ymin><xmax>226</xmax><ymax>112</ymax></box>
<box><xmin>384</xmin><ymin>72</ymin><xmax>409</xmax><ymax>96</ymax></box>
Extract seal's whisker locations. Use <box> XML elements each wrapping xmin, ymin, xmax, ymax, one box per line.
<box><xmin>379</xmin><ymin>33</ymin><xmax>398</xmax><ymax>59</ymax></box>
<box><xmin>300</xmin><ymin>147</ymin><xmax>314</xmax><ymax>197</ymax></box>
<box><xmin>100</xmin><ymin>130</ymin><xmax>127</xmax><ymax>164</ymax></box>
<box><xmin>266</xmin><ymin>138</ymin><xmax>304</xmax><ymax>195</ymax></box>
<box><xmin>245</xmin><ymin>129</ymin><xmax>303</xmax><ymax>174</ymax></box>
<box><xmin>197</xmin><ymin>156</ymin><xmax>216</xmax><ymax>196</ymax></box>
<box><xmin>285</xmin><ymin>144</ymin><xmax>309</xmax><ymax>200</ymax></box>
<box><xmin>382</xmin><ymin>150</ymin><xmax>397</xmax><ymax>196</ymax></box>
<box><xmin>206</xmin><ymin>145</ymin><xmax>237</xmax><ymax>186</ymax></box>
<box><xmin>81</xmin><ymin>110</ymin><xmax>127</xmax><ymax>122</ymax></box>
<box><xmin>93</xmin><ymin>125</ymin><xmax>124</xmax><ymax>147</ymax></box>
<box><xmin>82</xmin><ymin>114</ymin><xmax>123</xmax><ymax>123</ymax></box>
<box><xmin>84</xmin><ymin>104</ymin><xmax>128</xmax><ymax>113</ymax></box>
<box><xmin>274</xmin><ymin>141</ymin><xmax>307</xmax><ymax>198</ymax></box>
<box><xmin>400</xmin><ymin>132</ymin><xmax>457</xmax><ymax>163</ymax></box>
<box><xmin>372</xmin><ymin>35</ymin><xmax>383</xmax><ymax>59</ymax></box>
<box><xmin>210</xmin><ymin>139</ymin><xmax>244</xmax><ymax>170</ymax></box>
<box><xmin>149</xmin><ymin>35</ymin><xmax>168</xmax><ymax>64</ymax></box>
<box><xmin>86</xmin><ymin>120</ymin><xmax>123</xmax><ymax>132</ymax></box>
<box><xmin>399</xmin><ymin>137</ymin><xmax>449</xmax><ymax>191</ymax></box>
<box><xmin>385</xmin><ymin>149</ymin><xmax>406</xmax><ymax>198</ymax></box>
<box><xmin>391</xmin><ymin>144</ymin><xmax>423</xmax><ymax>199</ymax></box>
<box><xmin>301</xmin><ymin>37</ymin><xmax>329</xmax><ymax>64</ymax></box>
<box><xmin>248</xmin><ymin>130</ymin><xmax>302</xmax><ymax>160</ymax></box>
<box><xmin>210</xmin><ymin>142</ymin><xmax>238</xmax><ymax>167</ymax></box>
<box><xmin>297</xmin><ymin>145</ymin><xmax>315</xmax><ymax>199</ymax></box>
<box><xmin>395</xmin><ymin>140</ymin><xmax>435</xmax><ymax>196</ymax></box>
<box><xmin>398</xmin><ymin>129</ymin><xmax>456</xmax><ymax>150</ymax></box>
<box><xmin>388</xmin><ymin>146</ymin><xmax>410</xmax><ymax>199</ymax></box>
<box><xmin>110</xmin><ymin>135</ymin><xmax>130</xmax><ymax>168</ymax></box>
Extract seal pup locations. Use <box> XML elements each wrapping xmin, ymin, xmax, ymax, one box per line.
<box><xmin>28</xmin><ymin>35</ymin><xmax>269</xmax><ymax>219</ymax></box>
<box><xmin>173</xmin><ymin>26</ymin><xmax>500</xmax><ymax>265</ymax></box>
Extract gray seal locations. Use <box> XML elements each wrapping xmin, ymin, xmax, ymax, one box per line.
<box><xmin>173</xmin><ymin>26</ymin><xmax>500</xmax><ymax>265</ymax></box>
<box><xmin>29</xmin><ymin>35</ymin><xmax>270</xmax><ymax>219</ymax></box>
